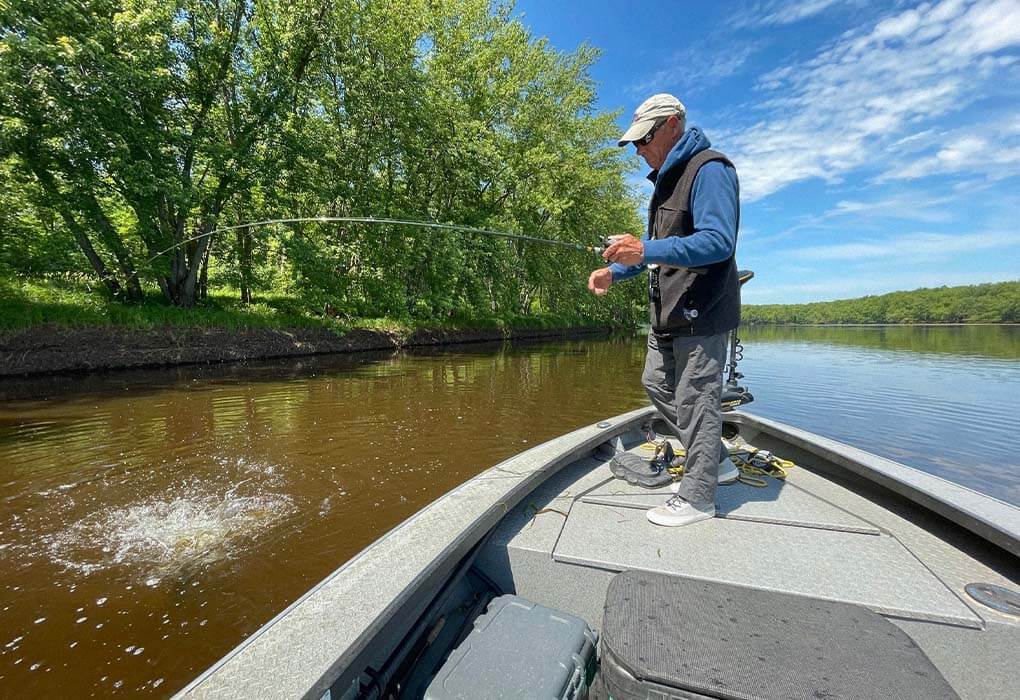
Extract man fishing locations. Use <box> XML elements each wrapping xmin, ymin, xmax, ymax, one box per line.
<box><xmin>588</xmin><ymin>93</ymin><xmax>742</xmax><ymax>527</ymax></box>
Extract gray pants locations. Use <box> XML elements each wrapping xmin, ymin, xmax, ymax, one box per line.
<box><xmin>642</xmin><ymin>331</ymin><xmax>728</xmax><ymax>508</ymax></box>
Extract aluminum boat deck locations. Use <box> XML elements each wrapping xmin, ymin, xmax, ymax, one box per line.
<box><xmin>176</xmin><ymin>407</ymin><xmax>1020</xmax><ymax>699</ymax></box>
<box><xmin>475</xmin><ymin>417</ymin><xmax>1019</xmax><ymax>698</ymax></box>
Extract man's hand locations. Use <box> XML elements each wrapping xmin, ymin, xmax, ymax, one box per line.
<box><xmin>602</xmin><ymin>234</ymin><xmax>644</xmax><ymax>265</ymax></box>
<box><xmin>588</xmin><ymin>267</ymin><xmax>613</xmax><ymax>296</ymax></box>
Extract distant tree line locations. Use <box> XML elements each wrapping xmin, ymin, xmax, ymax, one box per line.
<box><xmin>743</xmin><ymin>281</ymin><xmax>1020</xmax><ymax>324</ymax></box>
<box><xmin>0</xmin><ymin>0</ymin><xmax>645</xmax><ymax>325</ymax></box>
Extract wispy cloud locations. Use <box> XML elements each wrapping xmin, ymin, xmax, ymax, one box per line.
<box><xmin>741</xmin><ymin>189</ymin><xmax>963</xmax><ymax>250</ymax></box>
<box><xmin>878</xmin><ymin>125</ymin><xmax>1020</xmax><ymax>181</ymax></box>
<box><xmin>731</xmin><ymin>0</ymin><xmax>855</xmax><ymax>28</ymax></box>
<box><xmin>807</xmin><ymin>190</ymin><xmax>959</xmax><ymax>226</ymax></box>
<box><xmin>722</xmin><ymin>0</ymin><xmax>1020</xmax><ymax>201</ymax></box>
<box><xmin>629</xmin><ymin>44</ymin><xmax>759</xmax><ymax>98</ymax></box>
<box><xmin>787</xmin><ymin>229</ymin><xmax>1020</xmax><ymax>262</ymax></box>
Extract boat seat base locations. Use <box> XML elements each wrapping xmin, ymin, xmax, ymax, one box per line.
<box><xmin>596</xmin><ymin>569</ymin><xmax>959</xmax><ymax>700</ymax></box>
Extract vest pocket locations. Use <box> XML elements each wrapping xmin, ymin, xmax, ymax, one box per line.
<box><xmin>652</xmin><ymin>267</ymin><xmax>698</xmax><ymax>331</ymax></box>
<box><xmin>654</xmin><ymin>205</ymin><xmax>684</xmax><ymax>238</ymax></box>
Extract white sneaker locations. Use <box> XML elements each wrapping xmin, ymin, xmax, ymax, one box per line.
<box><xmin>670</xmin><ymin>456</ymin><xmax>740</xmax><ymax>493</ymax></box>
<box><xmin>647</xmin><ymin>496</ymin><xmax>716</xmax><ymax>527</ymax></box>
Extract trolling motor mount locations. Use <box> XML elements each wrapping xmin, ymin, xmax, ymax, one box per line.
<box><xmin>722</xmin><ymin>270</ymin><xmax>755</xmax><ymax>412</ymax></box>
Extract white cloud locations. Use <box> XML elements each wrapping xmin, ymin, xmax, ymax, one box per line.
<box><xmin>630</xmin><ymin>44</ymin><xmax>759</xmax><ymax>98</ymax></box>
<box><xmin>787</xmin><ymin>229</ymin><xmax>1020</xmax><ymax>262</ymax></box>
<box><xmin>880</xmin><ymin>127</ymin><xmax>1020</xmax><ymax>180</ymax></box>
<box><xmin>732</xmin><ymin>0</ymin><xmax>854</xmax><ymax>28</ymax></box>
<box><xmin>721</xmin><ymin>0</ymin><xmax>1020</xmax><ymax>201</ymax></box>
<box><xmin>809</xmin><ymin>191</ymin><xmax>959</xmax><ymax>225</ymax></box>
<box><xmin>742</xmin><ymin>190</ymin><xmax>959</xmax><ymax>248</ymax></box>
<box><xmin>954</xmin><ymin>0</ymin><xmax>1020</xmax><ymax>53</ymax></box>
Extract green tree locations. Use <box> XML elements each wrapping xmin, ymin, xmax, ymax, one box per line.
<box><xmin>2</xmin><ymin>0</ymin><xmax>646</xmax><ymax>326</ymax></box>
<box><xmin>1</xmin><ymin>0</ymin><xmax>328</xmax><ymax>306</ymax></box>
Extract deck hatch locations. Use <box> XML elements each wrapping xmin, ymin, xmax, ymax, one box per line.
<box><xmin>965</xmin><ymin>583</ymin><xmax>1020</xmax><ymax>616</ymax></box>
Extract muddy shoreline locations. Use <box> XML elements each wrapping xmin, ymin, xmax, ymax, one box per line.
<box><xmin>0</xmin><ymin>324</ymin><xmax>614</xmax><ymax>377</ymax></box>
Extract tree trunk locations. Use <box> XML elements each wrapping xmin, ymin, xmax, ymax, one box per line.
<box><xmin>30</xmin><ymin>165</ymin><xmax>123</xmax><ymax>297</ymax></box>
<box><xmin>198</xmin><ymin>235</ymin><xmax>213</xmax><ymax>302</ymax></box>
<box><xmin>81</xmin><ymin>193</ymin><xmax>144</xmax><ymax>301</ymax></box>
<box><xmin>64</xmin><ymin>213</ymin><xmax>122</xmax><ymax>297</ymax></box>
<box><xmin>238</xmin><ymin>227</ymin><xmax>252</xmax><ymax>304</ymax></box>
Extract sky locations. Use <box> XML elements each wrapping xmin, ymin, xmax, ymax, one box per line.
<box><xmin>512</xmin><ymin>0</ymin><xmax>1020</xmax><ymax>304</ymax></box>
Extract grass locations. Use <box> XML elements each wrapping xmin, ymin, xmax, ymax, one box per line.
<box><xmin>0</xmin><ymin>276</ymin><xmax>330</xmax><ymax>331</ymax></box>
<box><xmin>0</xmin><ymin>276</ymin><xmax>612</xmax><ymax>334</ymax></box>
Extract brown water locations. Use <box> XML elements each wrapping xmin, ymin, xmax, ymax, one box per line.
<box><xmin>2</xmin><ymin>327</ymin><xmax>1017</xmax><ymax>697</ymax></box>
<box><xmin>0</xmin><ymin>339</ymin><xmax>649</xmax><ymax>697</ymax></box>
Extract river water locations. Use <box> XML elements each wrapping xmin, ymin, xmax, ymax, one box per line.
<box><xmin>0</xmin><ymin>326</ymin><xmax>1017</xmax><ymax>697</ymax></box>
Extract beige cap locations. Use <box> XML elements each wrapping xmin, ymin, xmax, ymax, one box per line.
<box><xmin>618</xmin><ymin>93</ymin><xmax>686</xmax><ymax>146</ymax></box>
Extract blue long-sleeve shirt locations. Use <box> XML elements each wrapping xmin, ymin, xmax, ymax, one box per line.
<box><xmin>609</xmin><ymin>127</ymin><xmax>738</xmax><ymax>282</ymax></box>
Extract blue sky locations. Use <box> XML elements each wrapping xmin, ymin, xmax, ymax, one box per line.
<box><xmin>512</xmin><ymin>0</ymin><xmax>1020</xmax><ymax>304</ymax></box>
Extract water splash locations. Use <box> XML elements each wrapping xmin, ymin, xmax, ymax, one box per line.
<box><xmin>44</xmin><ymin>480</ymin><xmax>294</xmax><ymax>578</ymax></box>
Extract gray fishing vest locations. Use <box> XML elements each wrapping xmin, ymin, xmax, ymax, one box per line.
<box><xmin>647</xmin><ymin>149</ymin><xmax>741</xmax><ymax>335</ymax></box>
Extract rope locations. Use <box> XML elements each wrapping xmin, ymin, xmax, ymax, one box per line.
<box><xmin>729</xmin><ymin>447</ymin><xmax>794</xmax><ymax>481</ymax></box>
<box><xmin>639</xmin><ymin>438</ymin><xmax>796</xmax><ymax>487</ymax></box>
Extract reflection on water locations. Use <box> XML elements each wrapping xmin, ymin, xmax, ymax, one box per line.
<box><xmin>0</xmin><ymin>339</ymin><xmax>650</xmax><ymax>697</ymax></box>
<box><xmin>742</xmin><ymin>323</ymin><xmax>1020</xmax><ymax>359</ymax></box>
<box><xmin>737</xmin><ymin>325</ymin><xmax>1020</xmax><ymax>506</ymax></box>
<box><xmin>0</xmin><ymin>326</ymin><xmax>1016</xmax><ymax>696</ymax></box>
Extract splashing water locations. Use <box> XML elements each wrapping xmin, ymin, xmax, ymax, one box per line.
<box><xmin>44</xmin><ymin>481</ymin><xmax>295</xmax><ymax>579</ymax></box>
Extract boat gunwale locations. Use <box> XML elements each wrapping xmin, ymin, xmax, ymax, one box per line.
<box><xmin>728</xmin><ymin>412</ymin><xmax>1020</xmax><ymax>559</ymax></box>
<box><xmin>174</xmin><ymin>406</ymin><xmax>657</xmax><ymax>698</ymax></box>
<box><xmin>175</xmin><ymin>407</ymin><xmax>1019</xmax><ymax>698</ymax></box>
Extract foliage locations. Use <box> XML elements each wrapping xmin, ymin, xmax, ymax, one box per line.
<box><xmin>0</xmin><ymin>274</ymin><xmax>616</xmax><ymax>333</ymax></box>
<box><xmin>743</xmin><ymin>281</ymin><xmax>1020</xmax><ymax>325</ymax></box>
<box><xmin>0</xmin><ymin>156</ymin><xmax>83</xmax><ymax>273</ymax></box>
<box><xmin>1</xmin><ymin>0</ymin><xmax>646</xmax><ymax>326</ymax></box>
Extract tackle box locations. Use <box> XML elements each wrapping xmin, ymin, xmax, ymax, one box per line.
<box><xmin>425</xmin><ymin>594</ymin><xmax>598</xmax><ymax>700</ymax></box>
<box><xmin>596</xmin><ymin>569</ymin><xmax>958</xmax><ymax>700</ymax></box>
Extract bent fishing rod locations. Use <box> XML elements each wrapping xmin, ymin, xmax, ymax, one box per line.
<box><xmin>118</xmin><ymin>216</ymin><xmax>614</xmax><ymax>286</ymax></box>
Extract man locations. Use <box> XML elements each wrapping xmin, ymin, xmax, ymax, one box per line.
<box><xmin>588</xmin><ymin>93</ymin><xmax>741</xmax><ymax>527</ymax></box>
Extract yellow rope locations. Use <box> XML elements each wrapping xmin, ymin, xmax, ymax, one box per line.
<box><xmin>640</xmin><ymin>439</ymin><xmax>796</xmax><ymax>487</ymax></box>
<box><xmin>729</xmin><ymin>447</ymin><xmax>795</xmax><ymax>480</ymax></box>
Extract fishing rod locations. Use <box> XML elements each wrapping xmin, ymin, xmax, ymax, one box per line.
<box><xmin>120</xmin><ymin>216</ymin><xmax>612</xmax><ymax>286</ymax></box>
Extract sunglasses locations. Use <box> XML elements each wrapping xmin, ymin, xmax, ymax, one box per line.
<box><xmin>633</xmin><ymin>119</ymin><xmax>668</xmax><ymax>148</ymax></box>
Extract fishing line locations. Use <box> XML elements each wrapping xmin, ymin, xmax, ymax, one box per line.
<box><xmin>117</xmin><ymin>216</ymin><xmax>610</xmax><ymax>288</ymax></box>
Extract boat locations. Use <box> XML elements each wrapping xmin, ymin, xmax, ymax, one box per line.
<box><xmin>173</xmin><ymin>406</ymin><xmax>1020</xmax><ymax>699</ymax></box>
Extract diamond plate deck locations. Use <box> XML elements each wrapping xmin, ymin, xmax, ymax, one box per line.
<box><xmin>581</xmin><ymin>474</ymin><xmax>882</xmax><ymax>535</ymax></box>
<box><xmin>553</xmin><ymin>499</ymin><xmax>983</xmax><ymax>629</ymax></box>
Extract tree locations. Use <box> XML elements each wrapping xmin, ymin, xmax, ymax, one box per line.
<box><xmin>1</xmin><ymin>0</ymin><xmax>328</xmax><ymax>306</ymax></box>
<box><xmin>2</xmin><ymin>0</ymin><xmax>647</xmax><ymax>325</ymax></box>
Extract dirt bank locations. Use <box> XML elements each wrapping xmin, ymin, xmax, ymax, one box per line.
<box><xmin>0</xmin><ymin>324</ymin><xmax>612</xmax><ymax>377</ymax></box>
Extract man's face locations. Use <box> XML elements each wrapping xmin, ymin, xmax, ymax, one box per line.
<box><xmin>634</xmin><ymin>115</ymin><xmax>680</xmax><ymax>171</ymax></box>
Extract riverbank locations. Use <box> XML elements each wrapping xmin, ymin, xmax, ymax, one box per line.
<box><xmin>0</xmin><ymin>323</ymin><xmax>615</xmax><ymax>377</ymax></box>
<box><xmin>742</xmin><ymin>280</ymin><xmax>1019</xmax><ymax>324</ymax></box>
